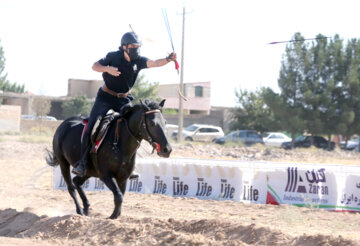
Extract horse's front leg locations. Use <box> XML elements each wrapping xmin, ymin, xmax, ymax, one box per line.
<box><xmin>101</xmin><ymin>175</ymin><xmax>123</xmax><ymax>219</ymax></box>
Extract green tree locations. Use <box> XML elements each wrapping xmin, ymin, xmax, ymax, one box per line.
<box><xmin>231</xmin><ymin>87</ymin><xmax>280</xmax><ymax>133</ymax></box>
<box><xmin>302</xmin><ymin>34</ymin><xmax>328</xmax><ymax>138</ymax></box>
<box><xmin>341</xmin><ymin>39</ymin><xmax>360</xmax><ymax>150</ymax></box>
<box><xmin>265</xmin><ymin>33</ymin><xmax>308</xmax><ymax>146</ymax></box>
<box><xmin>318</xmin><ymin>35</ymin><xmax>348</xmax><ymax>148</ymax></box>
<box><xmin>263</xmin><ymin>33</ymin><xmax>360</xmax><ymax>149</ymax></box>
<box><xmin>263</xmin><ymin>88</ymin><xmax>305</xmax><ymax>145</ymax></box>
<box><xmin>0</xmin><ymin>39</ymin><xmax>7</xmax><ymax>89</ymax></box>
<box><xmin>0</xmin><ymin>39</ymin><xmax>24</xmax><ymax>93</ymax></box>
<box><xmin>62</xmin><ymin>95</ymin><xmax>91</xmax><ymax>118</ymax></box>
<box><xmin>131</xmin><ymin>74</ymin><xmax>161</xmax><ymax>104</ymax></box>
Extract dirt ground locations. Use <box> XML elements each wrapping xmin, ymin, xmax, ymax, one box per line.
<box><xmin>1</xmin><ymin>136</ymin><xmax>360</xmax><ymax>246</ymax></box>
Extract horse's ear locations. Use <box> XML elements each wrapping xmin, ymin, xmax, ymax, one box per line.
<box><xmin>159</xmin><ymin>99</ymin><xmax>166</xmax><ymax>108</ymax></box>
<box><xmin>139</xmin><ymin>99</ymin><xmax>150</xmax><ymax>111</ymax></box>
<box><xmin>120</xmin><ymin>104</ymin><xmax>133</xmax><ymax>116</ymax></box>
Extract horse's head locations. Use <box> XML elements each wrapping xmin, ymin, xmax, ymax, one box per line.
<box><xmin>130</xmin><ymin>99</ymin><xmax>172</xmax><ymax>158</ymax></box>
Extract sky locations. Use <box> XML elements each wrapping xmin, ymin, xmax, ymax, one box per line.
<box><xmin>0</xmin><ymin>0</ymin><xmax>360</xmax><ymax>107</ymax></box>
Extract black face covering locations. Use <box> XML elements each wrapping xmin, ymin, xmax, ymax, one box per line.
<box><xmin>127</xmin><ymin>47</ymin><xmax>140</xmax><ymax>60</ymax></box>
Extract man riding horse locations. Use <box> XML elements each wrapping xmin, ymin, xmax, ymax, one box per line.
<box><xmin>72</xmin><ymin>31</ymin><xmax>177</xmax><ymax>177</ymax></box>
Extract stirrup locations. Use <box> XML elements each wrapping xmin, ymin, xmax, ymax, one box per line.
<box><xmin>129</xmin><ymin>171</ymin><xmax>140</xmax><ymax>180</ymax></box>
<box><xmin>72</xmin><ymin>160</ymin><xmax>87</xmax><ymax>177</ymax></box>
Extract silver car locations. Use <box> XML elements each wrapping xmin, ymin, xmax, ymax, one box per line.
<box><xmin>262</xmin><ymin>132</ymin><xmax>291</xmax><ymax>147</ymax></box>
<box><xmin>171</xmin><ymin>124</ymin><xmax>224</xmax><ymax>142</ymax></box>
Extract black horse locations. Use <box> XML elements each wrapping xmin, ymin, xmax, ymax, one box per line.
<box><xmin>46</xmin><ymin>99</ymin><xmax>172</xmax><ymax>219</ymax></box>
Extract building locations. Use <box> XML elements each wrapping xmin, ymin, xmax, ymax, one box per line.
<box><xmin>0</xmin><ymin>91</ymin><xmax>72</xmax><ymax>120</ymax></box>
<box><xmin>68</xmin><ymin>79</ymin><xmax>102</xmax><ymax>99</ymax></box>
<box><xmin>0</xmin><ymin>79</ymin><xmax>233</xmax><ymax>132</ymax></box>
<box><xmin>157</xmin><ymin>81</ymin><xmax>211</xmax><ymax>115</ymax></box>
<box><xmin>67</xmin><ymin>79</ymin><xmax>212</xmax><ymax>115</ymax></box>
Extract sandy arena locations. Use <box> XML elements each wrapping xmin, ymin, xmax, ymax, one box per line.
<box><xmin>0</xmin><ymin>136</ymin><xmax>360</xmax><ymax>245</ymax></box>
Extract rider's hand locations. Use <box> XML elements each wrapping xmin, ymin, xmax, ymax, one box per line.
<box><xmin>106</xmin><ymin>66</ymin><xmax>121</xmax><ymax>76</ymax></box>
<box><xmin>166</xmin><ymin>53</ymin><xmax>177</xmax><ymax>62</ymax></box>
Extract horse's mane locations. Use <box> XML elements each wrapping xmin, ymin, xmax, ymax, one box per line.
<box><xmin>142</xmin><ymin>99</ymin><xmax>163</xmax><ymax>111</ymax></box>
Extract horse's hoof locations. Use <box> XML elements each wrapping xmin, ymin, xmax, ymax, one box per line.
<box><xmin>108</xmin><ymin>213</ymin><xmax>120</xmax><ymax>219</ymax></box>
<box><xmin>76</xmin><ymin>209</ymin><xmax>84</xmax><ymax>216</ymax></box>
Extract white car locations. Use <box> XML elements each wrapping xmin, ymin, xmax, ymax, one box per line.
<box><xmin>340</xmin><ymin>137</ymin><xmax>360</xmax><ymax>151</ymax></box>
<box><xmin>262</xmin><ymin>132</ymin><xmax>291</xmax><ymax>147</ymax></box>
<box><xmin>171</xmin><ymin>124</ymin><xmax>224</xmax><ymax>142</ymax></box>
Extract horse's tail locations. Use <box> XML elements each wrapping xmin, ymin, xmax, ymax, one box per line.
<box><xmin>45</xmin><ymin>148</ymin><xmax>59</xmax><ymax>167</ymax></box>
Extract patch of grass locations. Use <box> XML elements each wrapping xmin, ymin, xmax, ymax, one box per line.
<box><xmin>19</xmin><ymin>134</ymin><xmax>52</xmax><ymax>144</ymax></box>
<box><xmin>296</xmin><ymin>146</ymin><xmax>323</xmax><ymax>153</ymax></box>
<box><xmin>0</xmin><ymin>131</ymin><xmax>21</xmax><ymax>136</ymax></box>
<box><xmin>25</xmin><ymin>126</ymin><xmax>54</xmax><ymax>136</ymax></box>
<box><xmin>223</xmin><ymin>141</ymin><xmax>246</xmax><ymax>147</ymax></box>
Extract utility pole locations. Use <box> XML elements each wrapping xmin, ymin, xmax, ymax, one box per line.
<box><xmin>178</xmin><ymin>6</ymin><xmax>186</xmax><ymax>142</ymax></box>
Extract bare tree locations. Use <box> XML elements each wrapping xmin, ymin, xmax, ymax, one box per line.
<box><xmin>32</xmin><ymin>96</ymin><xmax>51</xmax><ymax>133</ymax></box>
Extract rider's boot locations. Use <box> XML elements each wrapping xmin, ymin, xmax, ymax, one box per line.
<box><xmin>72</xmin><ymin>132</ymin><xmax>90</xmax><ymax>177</ymax></box>
<box><xmin>129</xmin><ymin>170</ymin><xmax>140</xmax><ymax>180</ymax></box>
<box><xmin>72</xmin><ymin>156</ymin><xmax>88</xmax><ymax>177</ymax></box>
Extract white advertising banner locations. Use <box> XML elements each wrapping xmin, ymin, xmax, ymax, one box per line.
<box><xmin>266</xmin><ymin>164</ymin><xmax>337</xmax><ymax>208</ymax></box>
<box><xmin>53</xmin><ymin>158</ymin><xmax>360</xmax><ymax>212</ymax></box>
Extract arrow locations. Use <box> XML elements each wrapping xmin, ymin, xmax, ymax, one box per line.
<box><xmin>268</xmin><ymin>36</ymin><xmax>330</xmax><ymax>45</ymax></box>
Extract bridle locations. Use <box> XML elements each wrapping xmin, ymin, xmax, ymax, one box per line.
<box><xmin>140</xmin><ymin>109</ymin><xmax>162</xmax><ymax>153</ymax></box>
<box><xmin>120</xmin><ymin>107</ymin><xmax>163</xmax><ymax>153</ymax></box>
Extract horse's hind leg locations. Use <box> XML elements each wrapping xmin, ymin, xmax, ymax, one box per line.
<box><xmin>73</xmin><ymin>176</ymin><xmax>90</xmax><ymax>215</ymax></box>
<box><xmin>59</xmin><ymin>163</ymin><xmax>84</xmax><ymax>215</ymax></box>
<box><xmin>101</xmin><ymin>175</ymin><xmax>123</xmax><ymax>219</ymax></box>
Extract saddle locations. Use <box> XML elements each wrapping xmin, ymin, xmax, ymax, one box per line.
<box><xmin>90</xmin><ymin>109</ymin><xmax>120</xmax><ymax>153</ymax></box>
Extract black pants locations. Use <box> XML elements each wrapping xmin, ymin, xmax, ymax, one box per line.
<box><xmin>80</xmin><ymin>88</ymin><xmax>131</xmax><ymax>159</ymax></box>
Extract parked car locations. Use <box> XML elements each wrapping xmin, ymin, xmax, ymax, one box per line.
<box><xmin>214</xmin><ymin>130</ymin><xmax>264</xmax><ymax>146</ymax></box>
<box><xmin>21</xmin><ymin>115</ymin><xmax>37</xmax><ymax>120</ymax></box>
<box><xmin>37</xmin><ymin>116</ymin><xmax>57</xmax><ymax>121</ymax></box>
<box><xmin>281</xmin><ymin>135</ymin><xmax>335</xmax><ymax>150</ymax></box>
<box><xmin>171</xmin><ymin>124</ymin><xmax>224</xmax><ymax>142</ymax></box>
<box><xmin>262</xmin><ymin>132</ymin><xmax>292</xmax><ymax>147</ymax></box>
<box><xmin>21</xmin><ymin>115</ymin><xmax>57</xmax><ymax>121</ymax></box>
<box><xmin>339</xmin><ymin>137</ymin><xmax>360</xmax><ymax>151</ymax></box>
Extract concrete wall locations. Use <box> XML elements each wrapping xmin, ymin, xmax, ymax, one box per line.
<box><xmin>68</xmin><ymin>79</ymin><xmax>103</xmax><ymax>99</ymax></box>
<box><xmin>0</xmin><ymin>105</ymin><xmax>21</xmax><ymax>132</ymax></box>
<box><xmin>1</xmin><ymin>95</ymin><xmax>33</xmax><ymax>115</ymax></box>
